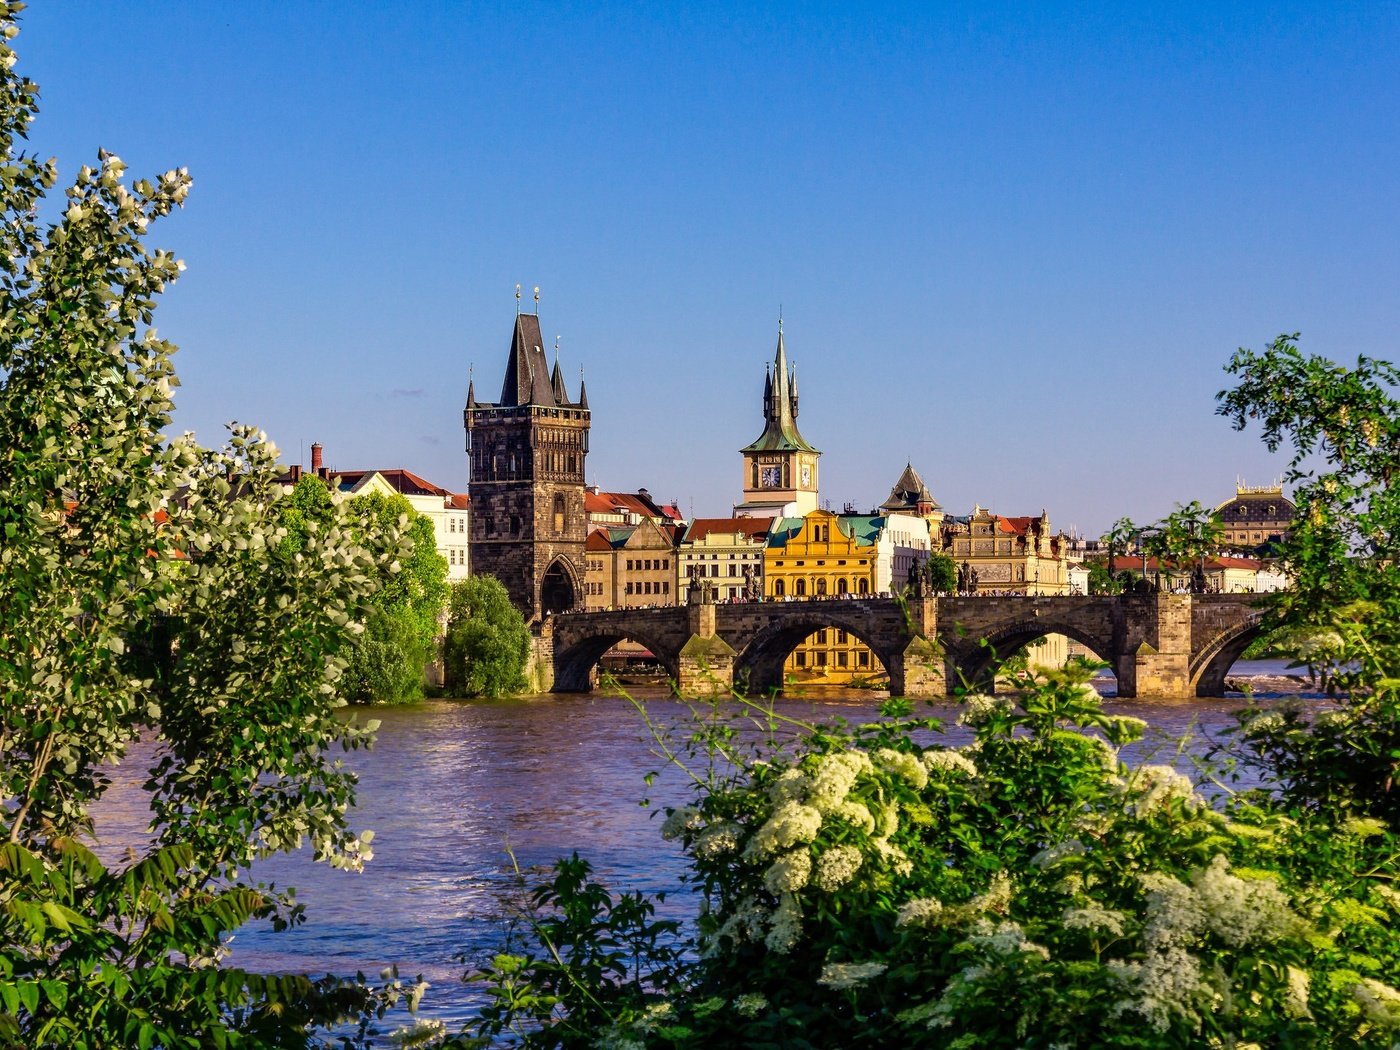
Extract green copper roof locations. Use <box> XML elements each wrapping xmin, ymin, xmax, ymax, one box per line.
<box><xmin>740</xmin><ymin>328</ymin><xmax>820</xmax><ymax>454</ymax></box>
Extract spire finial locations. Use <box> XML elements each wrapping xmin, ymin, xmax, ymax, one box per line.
<box><xmin>515</xmin><ymin>283</ymin><xmax>521</xmax><ymax>314</ymax></box>
<box><xmin>554</xmin><ymin>334</ymin><xmax>561</xmax><ymax>366</ymax></box>
<box><xmin>778</xmin><ymin>303</ymin><xmax>783</xmax><ymax>332</ymax></box>
<box><xmin>533</xmin><ymin>286</ymin><xmax>541</xmax><ymax>315</ymax></box>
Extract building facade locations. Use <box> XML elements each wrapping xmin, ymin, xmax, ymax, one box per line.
<box><xmin>677</xmin><ymin>517</ymin><xmax>772</xmax><ymax>602</ymax></box>
<box><xmin>464</xmin><ymin>311</ymin><xmax>590</xmax><ymax>620</ymax></box>
<box><xmin>1214</xmin><ymin>482</ymin><xmax>1296</xmax><ymax>551</ymax></box>
<box><xmin>946</xmin><ymin>507</ymin><xmax>1069</xmax><ymax>595</ymax></box>
<box><xmin>276</xmin><ymin>443</ymin><xmax>470</xmax><ymax>582</ymax></box>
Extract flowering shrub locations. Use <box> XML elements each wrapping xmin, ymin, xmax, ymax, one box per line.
<box><xmin>463</xmin><ymin>663</ymin><xmax>1400</xmax><ymax>1048</ymax></box>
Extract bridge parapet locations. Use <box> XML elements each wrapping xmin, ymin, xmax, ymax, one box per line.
<box><xmin>549</xmin><ymin>593</ymin><xmax>1266</xmax><ymax>699</ymax></box>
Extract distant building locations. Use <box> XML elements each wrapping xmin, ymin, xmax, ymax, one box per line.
<box><xmin>946</xmin><ymin>506</ymin><xmax>1069</xmax><ymax>595</ymax></box>
<box><xmin>677</xmin><ymin>517</ymin><xmax>772</xmax><ymax>603</ymax></box>
<box><xmin>1109</xmin><ymin>555</ymin><xmax>1288</xmax><ymax>593</ymax></box>
<box><xmin>583</xmin><ymin>517</ymin><xmax>680</xmax><ymax>611</ymax></box>
<box><xmin>734</xmin><ymin>324</ymin><xmax>821</xmax><ymax>519</ymax></box>
<box><xmin>464</xmin><ymin>309</ymin><xmax>590</xmax><ymax>619</ymax></box>
<box><xmin>276</xmin><ymin>442</ymin><xmax>470</xmax><ymax>581</ymax></box>
<box><xmin>1214</xmin><ymin>482</ymin><xmax>1296</xmax><ymax>552</ymax></box>
<box><xmin>765</xmin><ymin>507</ymin><xmax>932</xmax><ymax>683</ymax></box>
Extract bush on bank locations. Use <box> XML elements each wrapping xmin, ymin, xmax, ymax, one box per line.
<box><xmin>461</xmin><ymin>663</ymin><xmax>1400</xmax><ymax>1048</ymax></box>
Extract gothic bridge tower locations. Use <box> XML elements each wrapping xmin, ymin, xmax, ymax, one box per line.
<box><xmin>465</xmin><ymin>306</ymin><xmax>590</xmax><ymax>621</ymax></box>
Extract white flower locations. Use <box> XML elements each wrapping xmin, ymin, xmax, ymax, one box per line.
<box><xmin>896</xmin><ymin>897</ymin><xmax>945</xmax><ymax>927</ymax></box>
<box><xmin>745</xmin><ymin>801</ymin><xmax>823</xmax><ymax>858</ymax></box>
<box><xmin>764</xmin><ymin>848</ymin><xmax>812</xmax><ymax>894</ymax></box>
<box><xmin>966</xmin><ymin>918</ymin><xmax>1050</xmax><ymax>961</ymax></box>
<box><xmin>922</xmin><ymin>748</ymin><xmax>979</xmax><ymax>777</ymax></box>
<box><xmin>693</xmin><ymin>821</ymin><xmax>742</xmax><ymax>859</ymax></box>
<box><xmin>874</xmin><ymin>747</ymin><xmax>928</xmax><ymax>790</ymax></box>
<box><xmin>870</xmin><ymin>837</ymin><xmax>912</xmax><ymax>877</ymax></box>
<box><xmin>734</xmin><ymin>992</ymin><xmax>768</xmax><ymax>1018</ymax></box>
<box><xmin>765</xmin><ymin>892</ymin><xmax>803</xmax><ymax>953</ymax></box>
<box><xmin>1062</xmin><ymin>904</ymin><xmax>1127</xmax><ymax>937</ymax></box>
<box><xmin>1243</xmin><ymin>711</ymin><xmax>1286</xmax><ymax>735</ymax></box>
<box><xmin>767</xmin><ymin>767</ymin><xmax>811</xmax><ymax>803</ymax></box>
<box><xmin>817</xmin><ymin>960</ymin><xmax>888</xmax><ymax>990</ymax></box>
<box><xmin>807</xmin><ymin>751</ymin><xmax>872</xmax><ymax>811</ymax></box>
<box><xmin>1130</xmin><ymin>764</ymin><xmax>1201</xmax><ymax>815</ymax></box>
<box><xmin>959</xmin><ymin>693</ymin><xmax>1014</xmax><ymax>726</ymax></box>
<box><xmin>659</xmin><ymin>805</ymin><xmax>703</xmax><ymax>841</ymax></box>
<box><xmin>1284</xmin><ymin>965</ymin><xmax>1311</xmax><ymax>1019</ymax></box>
<box><xmin>813</xmin><ymin>844</ymin><xmax>863</xmax><ymax>891</ymax></box>
<box><xmin>1341</xmin><ymin>816</ymin><xmax>1389</xmax><ymax>840</ymax></box>
<box><xmin>1352</xmin><ymin>977</ymin><xmax>1400</xmax><ymax>1029</ymax></box>
<box><xmin>830</xmin><ymin>799</ymin><xmax>876</xmax><ymax>833</ymax></box>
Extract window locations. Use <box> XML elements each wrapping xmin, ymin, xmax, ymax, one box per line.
<box><xmin>837</xmin><ymin>651</ymin><xmax>848</xmax><ymax>668</ymax></box>
<box><xmin>836</xmin><ymin>578</ymin><xmax>847</xmax><ymax>594</ymax></box>
<box><xmin>816</xmin><ymin>578</ymin><xmax>827</xmax><ymax>596</ymax></box>
<box><xmin>837</xmin><ymin>630</ymin><xmax>847</xmax><ymax>643</ymax></box>
<box><xmin>857</xmin><ymin>651</ymin><xmax>870</xmax><ymax>669</ymax></box>
<box><xmin>816</xmin><ymin>652</ymin><xmax>827</xmax><ymax>667</ymax></box>
<box><xmin>795</xmin><ymin>650</ymin><xmax>806</xmax><ymax>667</ymax></box>
<box><xmin>774</xmin><ymin>580</ymin><xmax>786</xmax><ymax>597</ymax></box>
<box><xmin>795</xmin><ymin>579</ymin><xmax>806</xmax><ymax>596</ymax></box>
<box><xmin>858</xmin><ymin>579</ymin><xmax>869</xmax><ymax>594</ymax></box>
<box><xmin>553</xmin><ymin>494</ymin><xmax>565</xmax><ymax>534</ymax></box>
<box><xmin>817</xmin><ymin>629</ymin><xmax>828</xmax><ymax>644</ymax></box>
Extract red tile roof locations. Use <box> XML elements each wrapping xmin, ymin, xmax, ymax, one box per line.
<box><xmin>683</xmin><ymin>517</ymin><xmax>772</xmax><ymax>542</ymax></box>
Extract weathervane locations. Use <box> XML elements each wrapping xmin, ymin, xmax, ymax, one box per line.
<box><xmin>533</xmin><ymin>286</ymin><xmax>540</xmax><ymax>315</ymax></box>
<box><xmin>515</xmin><ymin>283</ymin><xmax>522</xmax><ymax>314</ymax></box>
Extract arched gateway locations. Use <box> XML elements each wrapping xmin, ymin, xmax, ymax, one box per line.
<box><xmin>546</xmin><ymin>593</ymin><xmax>1266</xmax><ymax>701</ymax></box>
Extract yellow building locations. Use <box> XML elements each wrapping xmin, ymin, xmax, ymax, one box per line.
<box><xmin>765</xmin><ymin>508</ymin><xmax>931</xmax><ymax>685</ymax></box>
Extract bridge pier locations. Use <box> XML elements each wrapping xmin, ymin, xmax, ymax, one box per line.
<box><xmin>888</xmin><ymin>598</ymin><xmax>948</xmax><ymax>698</ymax></box>
<box><xmin>676</xmin><ymin>593</ymin><xmax>736</xmax><ymax>696</ymax></box>
<box><xmin>1118</xmin><ymin>594</ymin><xmax>1193</xmax><ymax>699</ymax></box>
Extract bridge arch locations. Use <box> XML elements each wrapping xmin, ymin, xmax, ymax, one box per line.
<box><xmin>553</xmin><ymin>625</ymin><xmax>680</xmax><ymax>693</ymax></box>
<box><xmin>946</xmin><ymin>619</ymin><xmax>1114</xmax><ymax>694</ymax></box>
<box><xmin>734</xmin><ymin>610</ymin><xmax>901</xmax><ymax>695</ymax></box>
<box><xmin>1189</xmin><ymin>612</ymin><xmax>1267</xmax><ymax>697</ymax></box>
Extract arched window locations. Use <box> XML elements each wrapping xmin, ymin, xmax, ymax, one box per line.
<box><xmin>774</xmin><ymin>579</ymin><xmax>785</xmax><ymax>597</ymax></box>
<box><xmin>795</xmin><ymin>579</ymin><xmax>806</xmax><ymax>597</ymax></box>
<box><xmin>836</xmin><ymin>578</ymin><xmax>848</xmax><ymax>594</ymax></box>
<box><xmin>858</xmin><ymin>578</ymin><xmax>869</xmax><ymax>594</ymax></box>
<box><xmin>816</xmin><ymin>578</ymin><xmax>827</xmax><ymax>596</ymax></box>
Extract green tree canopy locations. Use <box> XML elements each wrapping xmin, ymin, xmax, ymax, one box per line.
<box><xmin>0</xmin><ymin>9</ymin><xmax>418</xmax><ymax>1041</ymax></box>
<box><xmin>442</xmin><ymin>576</ymin><xmax>531</xmax><ymax>698</ymax></box>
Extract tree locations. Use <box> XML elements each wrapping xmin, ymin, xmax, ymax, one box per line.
<box><xmin>274</xmin><ymin>481</ymin><xmax>449</xmax><ymax>704</ymax></box>
<box><xmin>442</xmin><ymin>576</ymin><xmax>531</xmax><ymax>698</ymax></box>
<box><xmin>1141</xmin><ymin>501</ymin><xmax>1225</xmax><ymax>590</ymax></box>
<box><xmin>0</xmin><ymin>10</ymin><xmax>419</xmax><ymax>1043</ymax></box>
<box><xmin>1098</xmin><ymin>516</ymin><xmax>1139</xmax><ymax>594</ymax></box>
<box><xmin>923</xmin><ymin>549</ymin><xmax>957</xmax><ymax>595</ymax></box>
<box><xmin>1216</xmin><ymin>334</ymin><xmax>1400</xmax><ymax>820</ymax></box>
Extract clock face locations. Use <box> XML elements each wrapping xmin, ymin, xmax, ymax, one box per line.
<box><xmin>760</xmin><ymin>465</ymin><xmax>782</xmax><ymax>488</ymax></box>
<box><xmin>800</xmin><ymin>464</ymin><xmax>811</xmax><ymax>487</ymax></box>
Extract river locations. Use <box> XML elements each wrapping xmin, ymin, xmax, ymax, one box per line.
<box><xmin>91</xmin><ymin>660</ymin><xmax>1320</xmax><ymax>1036</ymax></box>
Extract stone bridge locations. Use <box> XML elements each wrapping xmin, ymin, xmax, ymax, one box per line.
<box><xmin>545</xmin><ymin>592</ymin><xmax>1267</xmax><ymax>699</ymax></box>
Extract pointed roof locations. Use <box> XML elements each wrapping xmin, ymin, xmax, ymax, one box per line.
<box><xmin>498</xmin><ymin>313</ymin><xmax>558</xmax><ymax>407</ymax></box>
<box><xmin>880</xmin><ymin>462</ymin><xmax>941</xmax><ymax>513</ymax></box>
<box><xmin>741</xmin><ymin>327</ymin><xmax>819</xmax><ymax>454</ymax></box>
<box><xmin>550</xmin><ymin>357</ymin><xmax>567</xmax><ymax>404</ymax></box>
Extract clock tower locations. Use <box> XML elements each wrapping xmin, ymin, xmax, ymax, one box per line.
<box><xmin>734</xmin><ymin>323</ymin><xmax>821</xmax><ymax>518</ymax></box>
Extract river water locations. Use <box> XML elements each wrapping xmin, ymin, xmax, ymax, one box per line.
<box><xmin>91</xmin><ymin>660</ymin><xmax>1320</xmax><ymax>1035</ymax></box>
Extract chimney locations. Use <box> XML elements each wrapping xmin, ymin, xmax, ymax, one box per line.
<box><xmin>311</xmin><ymin>442</ymin><xmax>323</xmax><ymax>474</ymax></box>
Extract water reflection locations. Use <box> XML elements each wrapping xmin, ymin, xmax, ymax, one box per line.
<box><xmin>89</xmin><ymin>664</ymin><xmax>1321</xmax><ymax>1031</ymax></box>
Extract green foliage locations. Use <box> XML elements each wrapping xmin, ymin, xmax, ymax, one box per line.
<box><xmin>924</xmin><ymin>549</ymin><xmax>958</xmax><ymax>595</ymax></box>
<box><xmin>1216</xmin><ymin>335</ymin><xmax>1400</xmax><ymax>821</ymax></box>
<box><xmin>275</xmin><ymin>482</ymin><xmax>449</xmax><ymax>704</ymax></box>
<box><xmin>1141</xmin><ymin>501</ymin><xmax>1225</xmax><ymax>579</ymax></box>
<box><xmin>1096</xmin><ymin>517</ymin><xmax>1139</xmax><ymax>594</ymax></box>
<box><xmin>463</xmin><ymin>667</ymin><xmax>1400</xmax><ymax>1047</ymax></box>
<box><xmin>0</xmin><ymin>9</ymin><xmax>421</xmax><ymax>1043</ymax></box>
<box><xmin>442</xmin><ymin>576</ymin><xmax>530</xmax><ymax>698</ymax></box>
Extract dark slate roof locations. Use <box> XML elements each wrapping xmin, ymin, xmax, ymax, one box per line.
<box><xmin>498</xmin><ymin>314</ymin><xmax>558</xmax><ymax>407</ymax></box>
<box><xmin>880</xmin><ymin>462</ymin><xmax>940</xmax><ymax>512</ymax></box>
<box><xmin>740</xmin><ymin>329</ymin><xmax>819</xmax><ymax>454</ymax></box>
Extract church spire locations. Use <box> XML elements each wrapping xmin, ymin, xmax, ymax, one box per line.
<box><xmin>740</xmin><ymin>322</ymin><xmax>819</xmax><ymax>455</ymax></box>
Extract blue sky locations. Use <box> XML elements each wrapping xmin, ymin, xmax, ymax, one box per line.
<box><xmin>22</xmin><ymin>2</ymin><xmax>1399</xmax><ymax>535</ymax></box>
